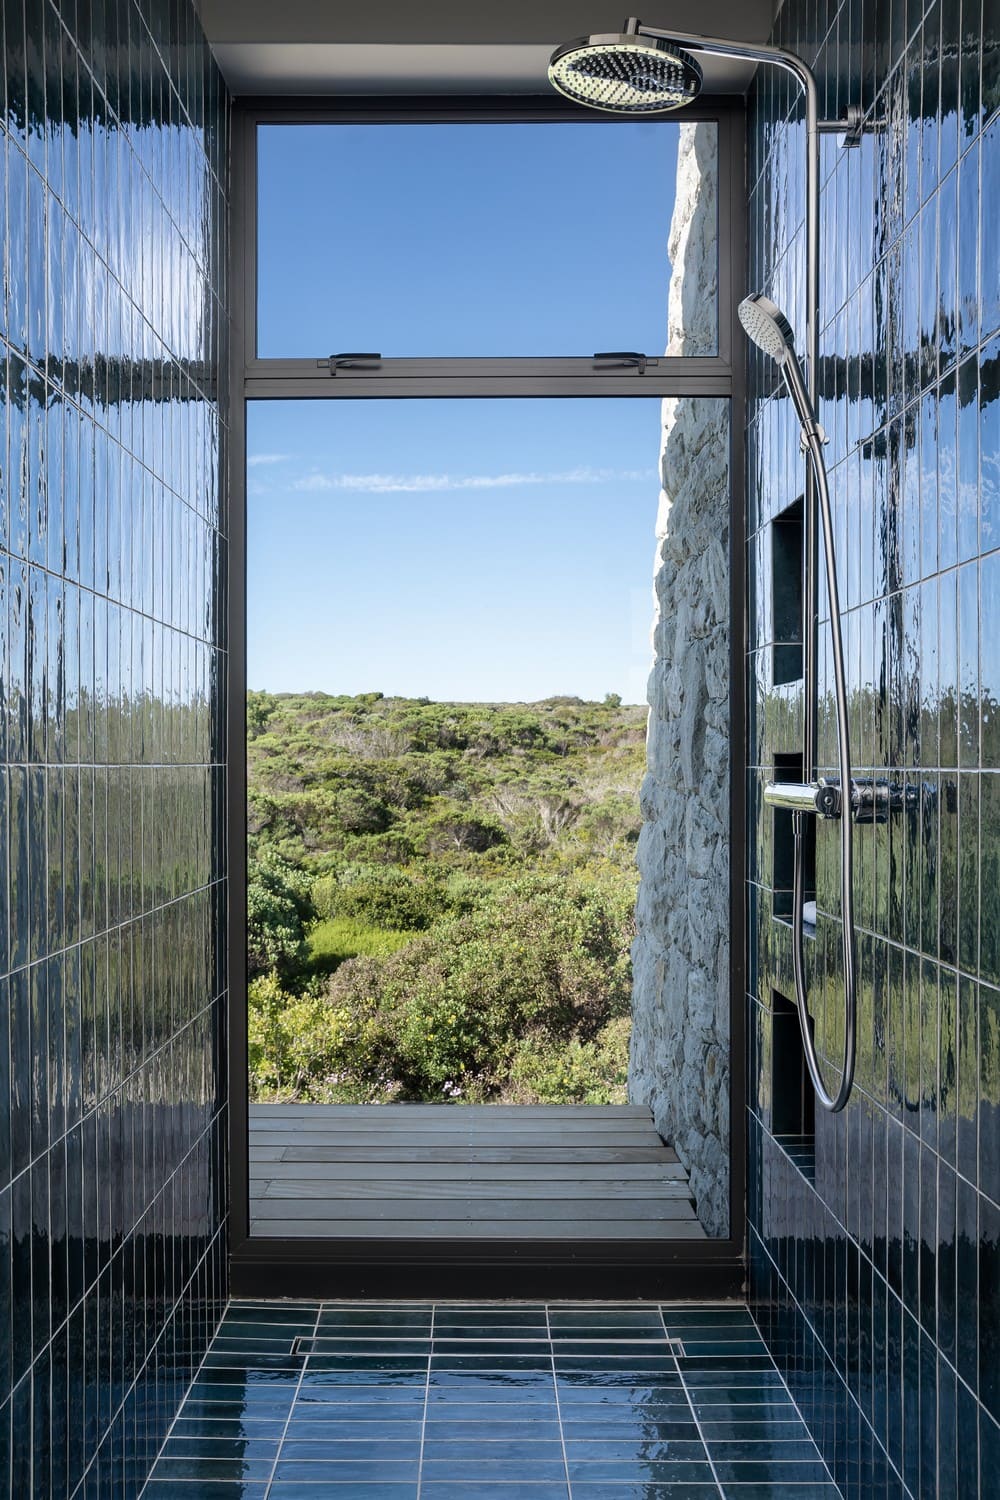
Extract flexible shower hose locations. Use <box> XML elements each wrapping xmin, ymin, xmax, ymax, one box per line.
<box><xmin>790</xmin><ymin>423</ymin><xmax>857</xmax><ymax>1112</ymax></box>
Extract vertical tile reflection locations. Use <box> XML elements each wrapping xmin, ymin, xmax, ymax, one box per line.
<box><xmin>0</xmin><ymin>0</ymin><xmax>229</xmax><ymax>1493</ymax></box>
<box><xmin>748</xmin><ymin>0</ymin><xmax>1000</xmax><ymax>1494</ymax></box>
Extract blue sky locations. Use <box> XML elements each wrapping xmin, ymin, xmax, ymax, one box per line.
<box><xmin>249</xmin><ymin>123</ymin><xmax>681</xmax><ymax>703</ymax></box>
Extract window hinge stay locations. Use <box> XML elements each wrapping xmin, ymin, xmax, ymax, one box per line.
<box><xmin>319</xmin><ymin>352</ymin><xmax>383</xmax><ymax>374</ymax></box>
<box><xmin>592</xmin><ymin>351</ymin><xmax>655</xmax><ymax>373</ymax></box>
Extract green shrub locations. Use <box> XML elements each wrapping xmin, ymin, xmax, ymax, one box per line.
<box><xmin>419</xmin><ymin>801</ymin><xmax>508</xmax><ymax>855</ymax></box>
<box><xmin>312</xmin><ymin>866</ymin><xmax>453</xmax><ymax>930</ymax></box>
<box><xmin>248</xmin><ymin>969</ymin><xmax>386</xmax><ymax>1101</ymax></box>
<box><xmin>308</xmin><ymin>917</ymin><xmax>419</xmax><ymax>970</ymax></box>
<box><xmin>507</xmin><ymin>1017</ymin><xmax>630</xmax><ymax>1104</ymax></box>
<box><xmin>246</xmin><ymin>847</ymin><xmax>315</xmax><ymax>983</ymax></box>
<box><xmin>248</xmin><ymin>970</ymin><xmax>336</xmax><ymax>1097</ymax></box>
<box><xmin>321</xmin><ymin>874</ymin><xmax>635</xmax><ymax>1098</ymax></box>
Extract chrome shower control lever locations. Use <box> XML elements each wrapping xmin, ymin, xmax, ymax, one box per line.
<box><xmin>849</xmin><ymin>778</ymin><xmax>918</xmax><ymax>823</ymax></box>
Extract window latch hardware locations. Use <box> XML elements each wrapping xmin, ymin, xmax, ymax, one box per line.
<box><xmin>592</xmin><ymin>351</ymin><xmax>649</xmax><ymax>373</ymax></box>
<box><xmin>322</xmin><ymin>352</ymin><xmax>382</xmax><ymax>373</ymax></box>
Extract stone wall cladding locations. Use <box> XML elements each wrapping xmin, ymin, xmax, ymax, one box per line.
<box><xmin>629</xmin><ymin>124</ymin><xmax>731</xmax><ymax>1238</ymax></box>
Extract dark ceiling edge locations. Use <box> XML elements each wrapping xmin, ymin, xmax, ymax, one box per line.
<box><xmin>228</xmin><ymin>91</ymin><xmax>751</xmax><ymax>110</ymax></box>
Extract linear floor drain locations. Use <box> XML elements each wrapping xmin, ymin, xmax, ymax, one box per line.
<box><xmin>290</xmin><ymin>1335</ymin><xmax>686</xmax><ymax>1357</ymax></box>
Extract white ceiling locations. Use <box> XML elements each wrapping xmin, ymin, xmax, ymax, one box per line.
<box><xmin>195</xmin><ymin>1</ymin><xmax>780</xmax><ymax>96</ymax></box>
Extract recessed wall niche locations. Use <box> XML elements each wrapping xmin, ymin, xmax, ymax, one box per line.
<box><xmin>771</xmin><ymin>751</ymin><xmax>815</xmax><ymax>923</ymax></box>
<box><xmin>771</xmin><ymin>497</ymin><xmax>803</xmax><ymax>685</ymax></box>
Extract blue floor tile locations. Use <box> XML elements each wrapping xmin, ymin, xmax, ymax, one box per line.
<box><xmin>269</xmin><ymin>1486</ymin><xmax>417</xmax><ymax>1500</ymax></box>
<box><xmin>422</xmin><ymin>1457</ymin><xmax>570</xmax><ymax>1481</ymax></box>
<box><xmin>564</xmin><ymin>1439</ymin><xmax>711</xmax><ymax>1462</ymax></box>
<box><xmin>561</xmin><ymin>1418</ymin><xmax>700</xmax><ymax>1440</ymax></box>
<box><xmin>697</xmin><ymin>1419</ymin><xmax>810</xmax><ymax>1440</ymax></box>
<box><xmin>571</xmin><ymin>1488</ymin><xmax>721</xmax><ymax>1499</ymax></box>
<box><xmin>422</xmin><ymin>1438</ymin><xmax>566</xmax><ymax>1460</ymax></box>
<box><xmin>421</xmin><ymin>1487</ymin><xmax>568</xmax><ymax>1499</ymax></box>
<box><xmin>280</xmin><ymin>1437</ymin><xmax>423</xmax><ymax>1459</ymax></box>
<box><xmin>711</xmin><ymin>1460</ymin><xmax>832</xmax><ymax>1483</ymax></box>
<box><xmin>424</xmin><ymin>1418</ymin><xmax>563</xmax><ymax>1439</ymax></box>
<box><xmin>149</xmin><ymin>1457</ymin><xmax>275</xmax><ymax>1481</ymax></box>
<box><xmin>158</xmin><ymin>1437</ymin><xmax>281</xmax><ymax>1461</ymax></box>
<box><xmin>567</xmin><ymin>1457</ymin><xmax>717</xmax><ymax>1483</ymax></box>
<box><xmin>143</xmin><ymin>1485</ymin><xmax>269</xmax><ymax>1500</ymax></box>
<box><xmin>715</xmin><ymin>1487</ymin><xmax>840</xmax><ymax>1499</ymax></box>
<box><xmin>295</xmin><ymin>1386</ymin><xmax>425</xmax><ymax>1406</ymax></box>
<box><xmin>424</xmin><ymin>1401</ymin><xmax>560</xmax><ymax>1423</ymax></box>
<box><xmin>274</xmin><ymin>1459</ymin><xmax>421</xmax><ymax>1481</ymax></box>
<box><xmin>284</xmin><ymin>1416</ymin><xmax>423</xmax><ymax>1435</ymax></box>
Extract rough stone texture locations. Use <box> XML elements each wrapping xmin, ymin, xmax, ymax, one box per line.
<box><xmin>629</xmin><ymin>124</ymin><xmax>731</xmax><ymax>1237</ymax></box>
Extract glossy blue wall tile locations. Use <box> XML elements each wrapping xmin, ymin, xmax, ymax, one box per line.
<box><xmin>747</xmin><ymin>0</ymin><xmax>1000</xmax><ymax>1495</ymax></box>
<box><xmin>0</xmin><ymin>0</ymin><xmax>229</xmax><ymax>1493</ymax></box>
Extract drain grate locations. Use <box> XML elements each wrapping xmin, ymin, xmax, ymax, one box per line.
<box><xmin>290</xmin><ymin>1334</ymin><xmax>686</xmax><ymax>1358</ymax></box>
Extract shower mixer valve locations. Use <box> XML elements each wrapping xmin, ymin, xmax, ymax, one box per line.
<box><xmin>763</xmin><ymin>776</ymin><xmax>915</xmax><ymax>823</ymax></box>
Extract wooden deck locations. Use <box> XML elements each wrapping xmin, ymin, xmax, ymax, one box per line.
<box><xmin>249</xmin><ymin>1103</ymin><xmax>706</xmax><ymax>1240</ymax></box>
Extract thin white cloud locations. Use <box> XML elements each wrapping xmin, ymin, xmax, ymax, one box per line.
<box><xmin>248</xmin><ymin>453</ymin><xmax>291</xmax><ymax>467</ymax></box>
<box><xmin>293</xmin><ymin>466</ymin><xmax>651</xmax><ymax>495</ymax></box>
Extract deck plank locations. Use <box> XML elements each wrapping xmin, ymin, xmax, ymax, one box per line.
<box><xmin>276</xmin><ymin>1145</ymin><xmax>680</xmax><ymax>1164</ymax></box>
<box><xmin>252</xmin><ymin>1103</ymin><xmax>654</xmax><ymax>1120</ymax></box>
<box><xmin>249</xmin><ymin>1103</ymin><xmax>704</xmax><ymax>1242</ymax></box>
<box><xmin>259</xmin><ymin>1178</ymin><xmax>694</xmax><ymax>1201</ymax></box>
<box><xmin>251</xmin><ymin>1160</ymin><xmax>689</xmax><ymax>1182</ymax></box>
<box><xmin>247</xmin><ymin>1218</ymin><xmax>708</xmax><ymax>1240</ymax></box>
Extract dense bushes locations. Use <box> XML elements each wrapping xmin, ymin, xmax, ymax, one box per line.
<box><xmin>246</xmin><ymin>694</ymin><xmax>645</xmax><ymax>1103</ymax></box>
<box><xmin>249</xmin><ymin>874</ymin><xmax>634</xmax><ymax>1103</ymax></box>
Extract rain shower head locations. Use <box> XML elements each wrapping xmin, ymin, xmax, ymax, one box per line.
<box><xmin>737</xmin><ymin>294</ymin><xmax>796</xmax><ymax>363</ymax></box>
<box><xmin>547</xmin><ymin>30</ymin><xmax>703</xmax><ymax>113</ymax></box>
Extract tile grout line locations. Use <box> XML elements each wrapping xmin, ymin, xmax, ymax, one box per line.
<box><xmin>416</xmin><ymin>1301</ymin><xmax>435</xmax><ymax>1500</ymax></box>
<box><xmin>658</xmin><ymin>1303</ymin><xmax>726</xmax><ymax>1500</ymax></box>
<box><xmin>546</xmin><ymin>1303</ymin><xmax>573</xmax><ymax>1500</ymax></box>
<box><xmin>262</xmin><ymin>1299</ymin><xmax>323</xmax><ymax>1500</ymax></box>
<box><xmin>281</xmin><ymin>1332</ymin><xmax>761</xmax><ymax>1344</ymax></box>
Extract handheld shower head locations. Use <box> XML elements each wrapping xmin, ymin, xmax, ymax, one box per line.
<box><xmin>547</xmin><ymin>31</ymin><xmax>703</xmax><ymax>113</ymax></box>
<box><xmin>737</xmin><ymin>294</ymin><xmax>796</xmax><ymax>363</ymax></box>
<box><xmin>738</xmin><ymin>295</ymin><xmax>822</xmax><ymax>446</ymax></box>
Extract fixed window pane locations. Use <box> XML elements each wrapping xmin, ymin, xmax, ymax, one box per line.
<box><xmin>247</xmin><ymin>397</ymin><xmax>662</xmax><ymax>699</ymax></box>
<box><xmin>256</xmin><ymin>121</ymin><xmax>719</xmax><ymax>358</ymax></box>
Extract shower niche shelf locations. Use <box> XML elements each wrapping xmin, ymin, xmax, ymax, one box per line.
<box><xmin>771</xmin><ymin>751</ymin><xmax>816</xmax><ymax>927</ymax></box>
<box><xmin>771</xmin><ymin>497</ymin><xmax>803</xmax><ymax>685</ymax></box>
<box><xmin>770</xmin><ymin>986</ymin><xmax>816</xmax><ymax>1180</ymax></box>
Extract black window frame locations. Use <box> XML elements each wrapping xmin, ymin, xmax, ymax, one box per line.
<box><xmin>227</xmin><ymin>94</ymin><xmax>748</xmax><ymax>1297</ymax></box>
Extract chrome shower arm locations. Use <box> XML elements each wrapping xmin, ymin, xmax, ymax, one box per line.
<box><xmin>636</xmin><ymin>18</ymin><xmax>824</xmax><ymax>781</ymax></box>
<box><xmin>549</xmin><ymin>15</ymin><xmax>859</xmax><ymax>1110</ymax></box>
<box><xmin>628</xmin><ymin>21</ymin><xmax>859</xmax><ymax>1111</ymax></box>
<box><xmin>630</xmin><ymin>20</ymin><xmax>821</xmax><ymax>406</ymax></box>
